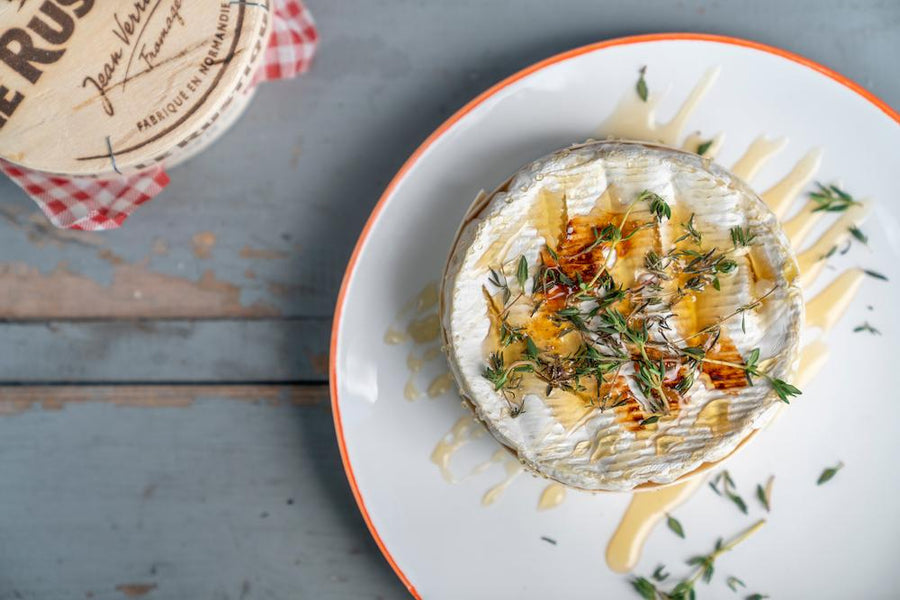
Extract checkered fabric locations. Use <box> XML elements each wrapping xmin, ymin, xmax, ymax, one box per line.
<box><xmin>255</xmin><ymin>0</ymin><xmax>319</xmax><ymax>83</ymax></box>
<box><xmin>0</xmin><ymin>0</ymin><xmax>318</xmax><ymax>232</ymax></box>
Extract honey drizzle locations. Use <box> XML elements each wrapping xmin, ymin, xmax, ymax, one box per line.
<box><xmin>430</xmin><ymin>416</ymin><xmax>485</xmax><ymax>483</ymax></box>
<box><xmin>427</xmin><ymin>372</ymin><xmax>454</xmax><ymax>398</ymax></box>
<box><xmin>796</xmin><ymin>203</ymin><xmax>869</xmax><ymax>288</ymax></box>
<box><xmin>761</xmin><ymin>149</ymin><xmax>823</xmax><ymax>218</ymax></box>
<box><xmin>538</xmin><ymin>483</ymin><xmax>567</xmax><ymax>511</ymax></box>
<box><xmin>598</xmin><ymin>68</ymin><xmax>720</xmax><ymax>145</ymax></box>
<box><xmin>482</xmin><ymin>454</ymin><xmax>524</xmax><ymax>506</ymax></box>
<box><xmin>805</xmin><ymin>269</ymin><xmax>865</xmax><ymax>333</ymax></box>
<box><xmin>605</xmin><ymin>476</ymin><xmax>706</xmax><ymax>573</ymax></box>
<box><xmin>681</xmin><ymin>132</ymin><xmax>724</xmax><ymax>158</ymax></box>
<box><xmin>730</xmin><ymin>137</ymin><xmax>786</xmax><ymax>181</ymax></box>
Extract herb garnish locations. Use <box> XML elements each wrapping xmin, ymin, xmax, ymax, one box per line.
<box><xmin>755</xmin><ymin>476</ymin><xmax>773</xmax><ymax>512</ymax></box>
<box><xmin>817</xmin><ymin>462</ymin><xmax>844</xmax><ymax>485</ymax></box>
<box><xmin>696</xmin><ymin>140</ymin><xmax>713</xmax><ymax>156</ymax></box>
<box><xmin>667</xmin><ymin>514</ymin><xmax>685</xmax><ymax>539</ymax></box>
<box><xmin>709</xmin><ymin>471</ymin><xmax>748</xmax><ymax>514</ymax></box>
<box><xmin>730</xmin><ymin>226</ymin><xmax>756</xmax><ymax>248</ymax></box>
<box><xmin>631</xmin><ymin>576</ymin><xmax>658</xmax><ymax>599</ymax></box>
<box><xmin>640</xmin><ymin>190</ymin><xmax>671</xmax><ymax>222</ymax></box>
<box><xmin>863</xmin><ymin>269</ymin><xmax>888</xmax><ymax>281</ymax></box>
<box><xmin>745</xmin><ymin>594</ymin><xmax>769</xmax><ymax>600</ymax></box>
<box><xmin>540</xmin><ymin>535</ymin><xmax>557</xmax><ymax>545</ymax></box>
<box><xmin>848</xmin><ymin>225</ymin><xmax>868</xmax><ymax>246</ymax></box>
<box><xmin>853</xmin><ymin>322</ymin><xmax>881</xmax><ymax>335</ymax></box>
<box><xmin>809</xmin><ymin>183</ymin><xmax>860</xmax><ymax>213</ymax></box>
<box><xmin>516</xmin><ymin>255</ymin><xmax>529</xmax><ymax>291</ymax></box>
<box><xmin>652</xmin><ymin>565</ymin><xmax>670</xmax><ymax>582</ymax></box>
<box><xmin>629</xmin><ymin>520</ymin><xmax>766</xmax><ymax>600</ymax></box>
<box><xmin>726</xmin><ymin>576</ymin><xmax>746</xmax><ymax>592</ymax></box>
<box><xmin>636</xmin><ymin>66</ymin><xmax>649</xmax><ymax>102</ymax></box>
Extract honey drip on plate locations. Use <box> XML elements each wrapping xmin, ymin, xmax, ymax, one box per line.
<box><xmin>606</xmin><ymin>476</ymin><xmax>706</xmax><ymax>573</ymax></box>
<box><xmin>597</xmin><ymin>67</ymin><xmax>720</xmax><ymax>145</ymax></box>
<box><xmin>430</xmin><ymin>416</ymin><xmax>485</xmax><ymax>483</ymax></box>
<box><xmin>385</xmin><ymin>281</ymin><xmax>451</xmax><ymax>403</ymax></box>
<box><xmin>760</xmin><ymin>149</ymin><xmax>822</xmax><ymax>218</ymax></box>
<box><xmin>805</xmin><ymin>269</ymin><xmax>865</xmax><ymax>333</ymax></box>
<box><xmin>427</xmin><ymin>372</ymin><xmax>454</xmax><ymax>398</ymax></box>
<box><xmin>482</xmin><ymin>454</ymin><xmax>524</xmax><ymax>506</ymax></box>
<box><xmin>795</xmin><ymin>342</ymin><xmax>829</xmax><ymax>388</ymax></box>
<box><xmin>796</xmin><ymin>204</ymin><xmax>869</xmax><ymax>288</ymax></box>
<box><xmin>407</xmin><ymin>314</ymin><xmax>441</xmax><ymax>343</ymax></box>
<box><xmin>681</xmin><ymin>132</ymin><xmax>723</xmax><ymax>158</ymax></box>
<box><xmin>404</xmin><ymin>380</ymin><xmax>422</xmax><ymax>401</ymax></box>
<box><xmin>384</xmin><ymin>282</ymin><xmax>439</xmax><ymax>345</ymax></box>
<box><xmin>538</xmin><ymin>483</ymin><xmax>567</xmax><ymax>511</ymax></box>
<box><xmin>730</xmin><ymin>137</ymin><xmax>786</xmax><ymax>181</ymax></box>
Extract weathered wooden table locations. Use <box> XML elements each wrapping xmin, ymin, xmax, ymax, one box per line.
<box><xmin>0</xmin><ymin>2</ymin><xmax>895</xmax><ymax>598</ymax></box>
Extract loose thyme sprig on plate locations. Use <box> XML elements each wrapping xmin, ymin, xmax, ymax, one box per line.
<box><xmin>630</xmin><ymin>520</ymin><xmax>766</xmax><ymax>600</ymax></box>
<box><xmin>482</xmin><ymin>189</ymin><xmax>802</xmax><ymax>419</ymax></box>
<box><xmin>817</xmin><ymin>462</ymin><xmax>844</xmax><ymax>485</ymax></box>
<box><xmin>636</xmin><ymin>66</ymin><xmax>649</xmax><ymax>102</ymax></box>
<box><xmin>696</xmin><ymin>140</ymin><xmax>713</xmax><ymax>156</ymax></box>
<box><xmin>809</xmin><ymin>183</ymin><xmax>860</xmax><ymax>213</ymax></box>
<box><xmin>709</xmin><ymin>470</ymin><xmax>748</xmax><ymax>515</ymax></box>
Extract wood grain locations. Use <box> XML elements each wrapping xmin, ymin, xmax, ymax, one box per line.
<box><xmin>0</xmin><ymin>384</ymin><xmax>323</xmax><ymax>416</ymax></box>
<box><xmin>0</xmin><ymin>384</ymin><xmax>405</xmax><ymax>599</ymax></box>
<box><xmin>0</xmin><ymin>319</ymin><xmax>330</xmax><ymax>383</ymax></box>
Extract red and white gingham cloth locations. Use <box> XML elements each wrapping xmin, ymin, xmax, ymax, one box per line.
<box><xmin>0</xmin><ymin>0</ymin><xmax>318</xmax><ymax>231</ymax></box>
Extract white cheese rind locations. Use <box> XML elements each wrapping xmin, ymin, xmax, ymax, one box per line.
<box><xmin>441</xmin><ymin>141</ymin><xmax>803</xmax><ymax>492</ymax></box>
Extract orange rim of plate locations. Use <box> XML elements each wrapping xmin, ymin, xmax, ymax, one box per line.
<box><xmin>329</xmin><ymin>32</ymin><xmax>900</xmax><ymax>599</ymax></box>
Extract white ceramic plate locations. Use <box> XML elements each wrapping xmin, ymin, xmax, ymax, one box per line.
<box><xmin>331</xmin><ymin>34</ymin><xmax>900</xmax><ymax>599</ymax></box>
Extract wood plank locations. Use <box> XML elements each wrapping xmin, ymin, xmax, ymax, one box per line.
<box><xmin>0</xmin><ymin>319</ymin><xmax>330</xmax><ymax>383</ymax></box>
<box><xmin>0</xmin><ymin>384</ymin><xmax>405</xmax><ymax>599</ymax></box>
<box><xmin>0</xmin><ymin>384</ymin><xmax>323</xmax><ymax>416</ymax></box>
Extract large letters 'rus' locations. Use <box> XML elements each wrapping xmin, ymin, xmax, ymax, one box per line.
<box><xmin>0</xmin><ymin>0</ymin><xmax>95</xmax><ymax>127</ymax></box>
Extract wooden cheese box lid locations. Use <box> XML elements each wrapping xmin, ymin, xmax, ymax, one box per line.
<box><xmin>0</xmin><ymin>1</ymin><xmax>269</xmax><ymax>176</ymax></box>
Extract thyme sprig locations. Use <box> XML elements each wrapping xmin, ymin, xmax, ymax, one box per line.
<box><xmin>667</xmin><ymin>514</ymin><xmax>685</xmax><ymax>539</ymax></box>
<box><xmin>848</xmin><ymin>225</ymin><xmax>868</xmax><ymax>246</ymax></box>
<box><xmin>730</xmin><ymin>226</ymin><xmax>756</xmax><ymax>248</ymax></box>
<box><xmin>709</xmin><ymin>471</ymin><xmax>748</xmax><ymax>514</ymax></box>
<box><xmin>696</xmin><ymin>140</ymin><xmax>713</xmax><ymax>156</ymax></box>
<box><xmin>636</xmin><ymin>66</ymin><xmax>649</xmax><ymax>102</ymax></box>
<box><xmin>726</xmin><ymin>576</ymin><xmax>746</xmax><ymax>592</ymax></box>
<box><xmin>817</xmin><ymin>462</ymin><xmax>843</xmax><ymax>485</ymax></box>
<box><xmin>630</xmin><ymin>520</ymin><xmax>766</xmax><ymax>600</ymax></box>
<box><xmin>809</xmin><ymin>183</ymin><xmax>860</xmax><ymax>213</ymax></box>
<box><xmin>853</xmin><ymin>322</ymin><xmax>881</xmax><ymax>335</ymax></box>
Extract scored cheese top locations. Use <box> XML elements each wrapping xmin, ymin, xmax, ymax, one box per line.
<box><xmin>441</xmin><ymin>141</ymin><xmax>803</xmax><ymax>492</ymax></box>
<box><xmin>0</xmin><ymin>1</ymin><xmax>268</xmax><ymax>176</ymax></box>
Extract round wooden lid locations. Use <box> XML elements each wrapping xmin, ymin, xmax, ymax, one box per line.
<box><xmin>0</xmin><ymin>2</ymin><xmax>269</xmax><ymax>176</ymax></box>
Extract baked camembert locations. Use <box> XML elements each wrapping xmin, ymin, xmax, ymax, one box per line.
<box><xmin>441</xmin><ymin>141</ymin><xmax>803</xmax><ymax>491</ymax></box>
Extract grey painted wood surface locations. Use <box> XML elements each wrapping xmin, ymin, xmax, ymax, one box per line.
<box><xmin>0</xmin><ymin>1</ymin><xmax>895</xmax><ymax>598</ymax></box>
